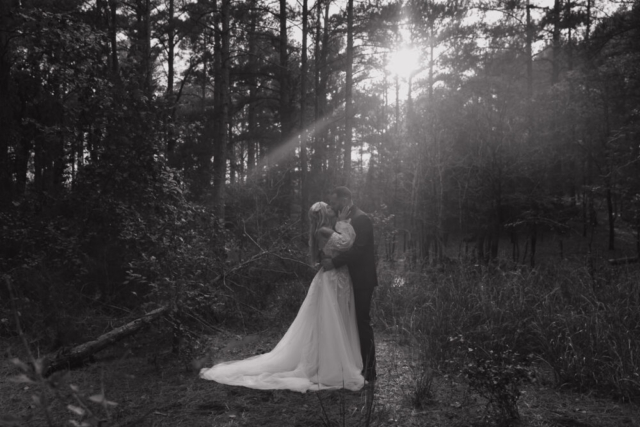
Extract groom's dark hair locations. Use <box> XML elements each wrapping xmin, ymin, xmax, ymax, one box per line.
<box><xmin>332</xmin><ymin>186</ymin><xmax>352</xmax><ymax>200</ymax></box>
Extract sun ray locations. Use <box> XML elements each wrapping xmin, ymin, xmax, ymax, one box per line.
<box><xmin>247</xmin><ymin>111</ymin><xmax>340</xmax><ymax>180</ymax></box>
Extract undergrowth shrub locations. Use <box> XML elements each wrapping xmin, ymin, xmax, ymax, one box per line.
<box><xmin>0</xmin><ymin>202</ymin><xmax>90</xmax><ymax>345</ymax></box>
<box><xmin>0</xmin><ymin>112</ymin><xmax>198</xmax><ymax>342</ymax></box>
<box><xmin>121</xmin><ymin>181</ymin><xmax>317</xmax><ymax>362</ymax></box>
<box><xmin>456</xmin><ymin>337</ymin><xmax>534</xmax><ymax>426</ymax></box>
<box><xmin>410</xmin><ymin>358</ymin><xmax>436</xmax><ymax>409</ymax></box>
<box><xmin>215</xmin><ymin>182</ymin><xmax>316</xmax><ymax>323</ymax></box>
<box><xmin>6</xmin><ymin>354</ymin><xmax>118</xmax><ymax>427</ymax></box>
<box><xmin>375</xmin><ymin>258</ymin><xmax>640</xmax><ymax>409</ymax></box>
<box><xmin>1</xmin><ymin>154</ymin><xmax>316</xmax><ymax>358</ymax></box>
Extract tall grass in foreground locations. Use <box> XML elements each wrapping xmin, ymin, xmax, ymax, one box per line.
<box><xmin>375</xmin><ymin>260</ymin><xmax>640</xmax><ymax>403</ymax></box>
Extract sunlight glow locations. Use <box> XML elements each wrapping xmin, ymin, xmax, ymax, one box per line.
<box><xmin>387</xmin><ymin>47</ymin><xmax>421</xmax><ymax>79</ymax></box>
<box><xmin>248</xmin><ymin>113</ymin><xmax>336</xmax><ymax>180</ymax></box>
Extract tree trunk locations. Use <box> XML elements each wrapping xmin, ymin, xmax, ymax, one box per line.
<box><xmin>166</xmin><ymin>0</ymin><xmax>176</xmax><ymax>159</ymax></box>
<box><xmin>52</xmin><ymin>88</ymin><xmax>65</xmax><ymax>193</ymax></box>
<box><xmin>394</xmin><ymin>75</ymin><xmax>399</xmax><ymax>136</ymax></box>
<box><xmin>278</xmin><ymin>0</ymin><xmax>294</xmax><ymax>214</ymax></box>
<box><xmin>211</xmin><ymin>0</ymin><xmax>222</xmax><ymax>208</ymax></box>
<box><xmin>344</xmin><ymin>0</ymin><xmax>354</xmax><ymax>185</ymax></box>
<box><xmin>167</xmin><ymin>0</ymin><xmax>174</xmax><ymax>96</ymax></box>
<box><xmin>636</xmin><ymin>216</ymin><xmax>640</xmax><ymax>257</ymax></box>
<box><xmin>530</xmin><ymin>224</ymin><xmax>537</xmax><ymax>268</ymax></box>
<box><xmin>511</xmin><ymin>230</ymin><xmax>519</xmax><ymax>262</ymax></box>
<box><xmin>603</xmin><ymin>79</ymin><xmax>614</xmax><ymax>251</ymax></box>
<box><xmin>212</xmin><ymin>0</ymin><xmax>230</xmax><ymax>224</ymax></box>
<box><xmin>279</xmin><ymin>0</ymin><xmax>291</xmax><ymax>139</ymax></box>
<box><xmin>551</xmin><ymin>0</ymin><xmax>561</xmax><ymax>84</ymax></box>
<box><xmin>0</xmin><ymin>0</ymin><xmax>14</xmax><ymax>202</ymax></box>
<box><xmin>311</xmin><ymin>0</ymin><xmax>330</xmax><ymax>183</ymax></box>
<box><xmin>15</xmin><ymin>134</ymin><xmax>31</xmax><ymax>196</ymax></box>
<box><xmin>109</xmin><ymin>0</ymin><xmax>119</xmax><ymax>74</ymax></box>
<box><xmin>300</xmin><ymin>0</ymin><xmax>309</xmax><ymax>223</ymax></box>
<box><xmin>586</xmin><ymin>0</ymin><xmax>591</xmax><ymax>43</ymax></box>
<box><xmin>143</xmin><ymin>0</ymin><xmax>152</xmax><ymax>94</ymax></box>
<box><xmin>193</xmin><ymin>31</ymin><xmax>211</xmax><ymax>198</ymax></box>
<box><xmin>526</xmin><ymin>0</ymin><xmax>533</xmax><ymax>99</ymax></box>
<box><xmin>566</xmin><ymin>1</ymin><xmax>573</xmax><ymax>71</ymax></box>
<box><xmin>607</xmin><ymin>185</ymin><xmax>615</xmax><ymax>250</ymax></box>
<box><xmin>428</xmin><ymin>27</ymin><xmax>434</xmax><ymax>100</ymax></box>
<box><xmin>228</xmin><ymin>140</ymin><xmax>236</xmax><ymax>185</ymax></box>
<box><xmin>247</xmin><ymin>0</ymin><xmax>258</xmax><ymax>174</ymax></box>
<box><xmin>34</xmin><ymin>129</ymin><xmax>45</xmax><ymax>192</ymax></box>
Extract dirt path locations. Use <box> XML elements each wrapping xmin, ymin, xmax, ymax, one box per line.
<box><xmin>2</xmin><ymin>331</ymin><xmax>639</xmax><ymax>426</ymax></box>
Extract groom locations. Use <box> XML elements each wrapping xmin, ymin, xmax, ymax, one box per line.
<box><xmin>322</xmin><ymin>186</ymin><xmax>378</xmax><ymax>382</ymax></box>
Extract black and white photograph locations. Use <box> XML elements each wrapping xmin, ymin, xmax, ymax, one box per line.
<box><xmin>1</xmin><ymin>0</ymin><xmax>640</xmax><ymax>425</ymax></box>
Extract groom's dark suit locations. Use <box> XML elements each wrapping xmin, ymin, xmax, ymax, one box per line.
<box><xmin>331</xmin><ymin>205</ymin><xmax>377</xmax><ymax>381</ymax></box>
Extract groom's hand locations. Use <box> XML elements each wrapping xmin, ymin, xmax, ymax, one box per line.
<box><xmin>321</xmin><ymin>258</ymin><xmax>335</xmax><ymax>271</ymax></box>
<box><xmin>338</xmin><ymin>206</ymin><xmax>350</xmax><ymax>221</ymax></box>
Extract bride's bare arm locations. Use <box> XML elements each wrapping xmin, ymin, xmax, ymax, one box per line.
<box><xmin>316</xmin><ymin>227</ymin><xmax>333</xmax><ymax>259</ymax></box>
<box><xmin>317</xmin><ymin>226</ymin><xmax>335</xmax><ymax>239</ymax></box>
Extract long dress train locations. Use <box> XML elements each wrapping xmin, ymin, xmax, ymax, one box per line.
<box><xmin>199</xmin><ymin>221</ymin><xmax>364</xmax><ymax>392</ymax></box>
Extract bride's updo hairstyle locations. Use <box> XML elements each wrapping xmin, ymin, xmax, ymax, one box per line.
<box><xmin>308</xmin><ymin>201</ymin><xmax>332</xmax><ymax>265</ymax></box>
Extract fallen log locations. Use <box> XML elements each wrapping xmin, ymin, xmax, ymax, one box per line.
<box><xmin>608</xmin><ymin>256</ymin><xmax>639</xmax><ymax>266</ymax></box>
<box><xmin>44</xmin><ymin>306</ymin><xmax>170</xmax><ymax>376</ymax></box>
<box><xmin>41</xmin><ymin>250</ymin><xmax>283</xmax><ymax>375</ymax></box>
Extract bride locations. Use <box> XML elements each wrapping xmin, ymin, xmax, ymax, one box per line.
<box><xmin>199</xmin><ymin>202</ymin><xmax>364</xmax><ymax>392</ymax></box>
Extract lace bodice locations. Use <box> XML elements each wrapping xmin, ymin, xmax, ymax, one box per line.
<box><xmin>322</xmin><ymin>220</ymin><xmax>355</xmax><ymax>258</ymax></box>
<box><xmin>318</xmin><ymin>220</ymin><xmax>356</xmax><ymax>311</ymax></box>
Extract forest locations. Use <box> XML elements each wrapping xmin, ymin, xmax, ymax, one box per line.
<box><xmin>1</xmin><ymin>0</ymin><xmax>640</xmax><ymax>425</ymax></box>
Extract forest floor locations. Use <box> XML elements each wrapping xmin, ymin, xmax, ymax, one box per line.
<box><xmin>2</xmin><ymin>324</ymin><xmax>639</xmax><ymax>427</ymax></box>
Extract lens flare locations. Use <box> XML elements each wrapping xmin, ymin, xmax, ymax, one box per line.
<box><xmin>387</xmin><ymin>47</ymin><xmax>421</xmax><ymax>78</ymax></box>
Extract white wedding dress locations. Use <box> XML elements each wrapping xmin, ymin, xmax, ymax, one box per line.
<box><xmin>200</xmin><ymin>221</ymin><xmax>364</xmax><ymax>392</ymax></box>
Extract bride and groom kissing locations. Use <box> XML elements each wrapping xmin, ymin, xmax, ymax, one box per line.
<box><xmin>200</xmin><ymin>186</ymin><xmax>378</xmax><ymax>392</ymax></box>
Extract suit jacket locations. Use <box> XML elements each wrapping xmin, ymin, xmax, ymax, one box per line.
<box><xmin>332</xmin><ymin>206</ymin><xmax>378</xmax><ymax>290</ymax></box>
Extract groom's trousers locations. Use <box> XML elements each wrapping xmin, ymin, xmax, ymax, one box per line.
<box><xmin>354</xmin><ymin>287</ymin><xmax>376</xmax><ymax>381</ymax></box>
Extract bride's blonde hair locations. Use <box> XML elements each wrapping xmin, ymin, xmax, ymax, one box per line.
<box><xmin>308</xmin><ymin>201</ymin><xmax>332</xmax><ymax>265</ymax></box>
